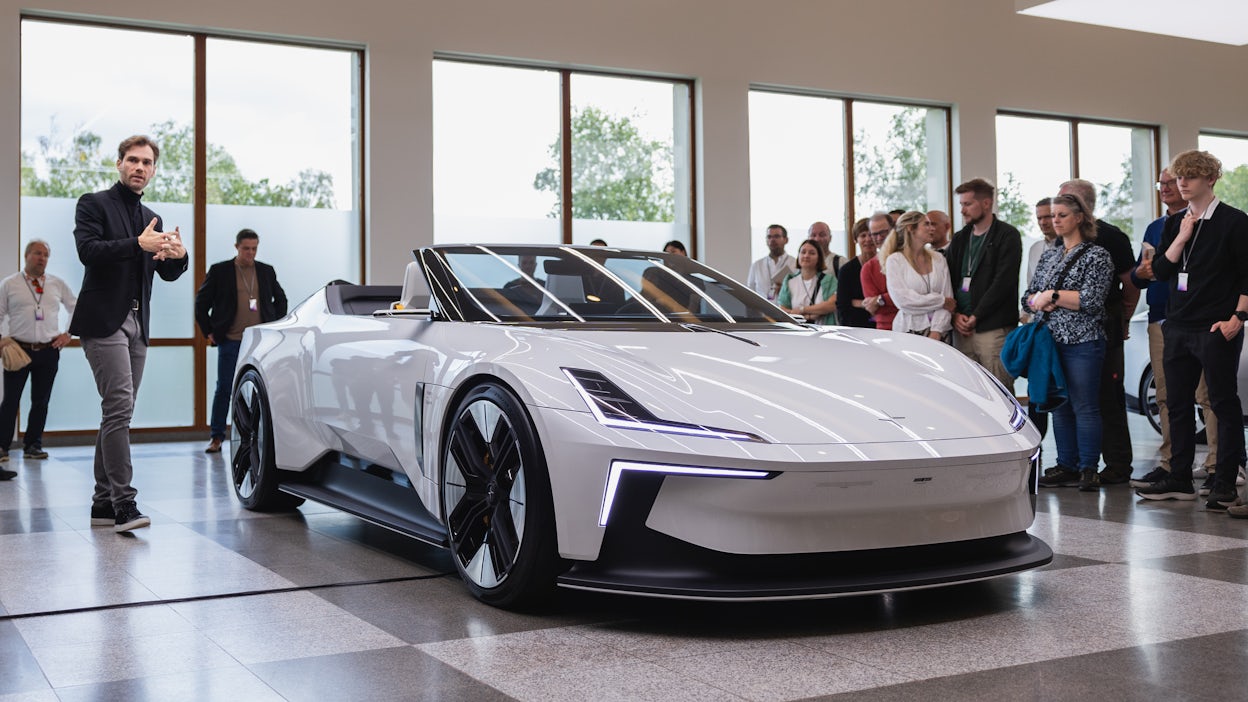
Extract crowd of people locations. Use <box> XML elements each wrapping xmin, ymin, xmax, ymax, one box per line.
<box><xmin>0</xmin><ymin>134</ymin><xmax>288</xmax><ymax>534</ymax></box>
<box><xmin>748</xmin><ymin>151</ymin><xmax>1248</xmax><ymax>517</ymax></box>
<box><xmin>3</xmin><ymin>136</ymin><xmax>1247</xmax><ymax>531</ymax></box>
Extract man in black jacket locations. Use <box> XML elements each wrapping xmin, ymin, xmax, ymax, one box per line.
<box><xmin>946</xmin><ymin>178</ymin><xmax>1022</xmax><ymax>390</ymax></box>
<box><xmin>71</xmin><ymin>135</ymin><xmax>188</xmax><ymax>532</ymax></box>
<box><xmin>1138</xmin><ymin>150</ymin><xmax>1248</xmax><ymax>510</ymax></box>
<box><xmin>195</xmin><ymin>229</ymin><xmax>287</xmax><ymax>454</ymax></box>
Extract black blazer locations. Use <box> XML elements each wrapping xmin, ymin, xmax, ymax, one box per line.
<box><xmin>945</xmin><ymin>215</ymin><xmax>1023</xmax><ymax>333</ymax></box>
<box><xmin>195</xmin><ymin>259</ymin><xmax>288</xmax><ymax>340</ymax></box>
<box><xmin>69</xmin><ymin>182</ymin><xmax>188</xmax><ymax>343</ymax></box>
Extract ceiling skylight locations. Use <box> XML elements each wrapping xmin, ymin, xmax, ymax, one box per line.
<box><xmin>1018</xmin><ymin>0</ymin><xmax>1248</xmax><ymax>46</ymax></box>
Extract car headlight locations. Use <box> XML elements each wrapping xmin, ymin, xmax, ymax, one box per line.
<box><xmin>562</xmin><ymin>368</ymin><xmax>764</xmax><ymax>442</ymax></box>
<box><xmin>981</xmin><ymin>367</ymin><xmax>1027</xmax><ymax>431</ymax></box>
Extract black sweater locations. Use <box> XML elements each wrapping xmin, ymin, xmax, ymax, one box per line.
<box><xmin>1152</xmin><ymin>201</ymin><xmax>1248</xmax><ymax>330</ymax></box>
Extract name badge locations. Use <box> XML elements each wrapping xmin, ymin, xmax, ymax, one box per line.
<box><xmin>249</xmin><ymin>298</ymin><xmax>258</xmax><ymax>312</ymax></box>
<box><xmin>34</xmin><ymin>305</ymin><xmax>44</xmax><ymax>321</ymax></box>
<box><xmin>1178</xmin><ymin>272</ymin><xmax>1189</xmax><ymax>292</ymax></box>
<box><xmin>961</xmin><ymin>276</ymin><xmax>972</xmax><ymax>293</ymax></box>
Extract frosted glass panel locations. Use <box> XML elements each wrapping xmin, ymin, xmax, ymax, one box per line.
<box><xmin>22</xmin><ymin>346</ymin><xmax>192</xmax><ymax>431</ymax></box>
<box><xmin>19</xmin><ymin>197</ymin><xmax>194</xmax><ymax>339</ymax></box>
<box><xmin>205</xmin><ymin>204</ymin><xmax>360</xmax><ymax>302</ymax></box>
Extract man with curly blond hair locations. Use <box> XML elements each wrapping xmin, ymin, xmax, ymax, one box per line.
<box><xmin>1137</xmin><ymin>150</ymin><xmax>1248</xmax><ymax>514</ymax></box>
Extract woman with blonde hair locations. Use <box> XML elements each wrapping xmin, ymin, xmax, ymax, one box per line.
<box><xmin>883</xmin><ymin>211</ymin><xmax>955</xmax><ymax>339</ymax></box>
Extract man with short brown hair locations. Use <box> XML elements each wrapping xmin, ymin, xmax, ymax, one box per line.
<box><xmin>71</xmin><ymin>134</ymin><xmax>188</xmax><ymax>532</ymax></box>
<box><xmin>945</xmin><ymin>178</ymin><xmax>1021</xmax><ymax>389</ymax></box>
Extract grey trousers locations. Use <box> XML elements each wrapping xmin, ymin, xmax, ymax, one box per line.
<box><xmin>82</xmin><ymin>311</ymin><xmax>147</xmax><ymax>507</ymax></box>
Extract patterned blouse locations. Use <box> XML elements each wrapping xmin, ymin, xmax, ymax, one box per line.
<box><xmin>1021</xmin><ymin>240</ymin><xmax>1113</xmax><ymax>344</ymax></box>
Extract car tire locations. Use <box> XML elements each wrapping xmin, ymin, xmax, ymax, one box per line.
<box><xmin>440</xmin><ymin>381</ymin><xmax>561</xmax><ymax>608</ymax></box>
<box><xmin>231</xmin><ymin>368</ymin><xmax>304</xmax><ymax>511</ymax></box>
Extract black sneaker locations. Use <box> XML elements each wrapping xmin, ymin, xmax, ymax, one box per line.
<box><xmin>1079</xmin><ymin>469</ymin><xmax>1101</xmax><ymax>492</ymax></box>
<box><xmin>22</xmin><ymin>447</ymin><xmax>48</xmax><ymax>459</ymax></box>
<box><xmin>0</xmin><ymin>467</ymin><xmax>15</xmax><ymax>481</ymax></box>
<box><xmin>90</xmin><ymin>502</ymin><xmax>115</xmax><ymax>526</ymax></box>
<box><xmin>1205</xmin><ymin>485</ymin><xmax>1239</xmax><ymax>511</ymax></box>
<box><xmin>1039</xmin><ymin>467</ymin><xmax>1081</xmax><ymax>488</ymax></box>
<box><xmin>113</xmin><ymin>501</ymin><xmax>150</xmax><ymax>532</ymax></box>
<box><xmin>1130</xmin><ymin>467</ymin><xmax>1168</xmax><ymax>489</ymax></box>
<box><xmin>1200</xmin><ymin>474</ymin><xmax>1217</xmax><ymax>497</ymax></box>
<box><xmin>1136</xmin><ymin>475</ymin><xmax>1197</xmax><ymax>501</ymax></box>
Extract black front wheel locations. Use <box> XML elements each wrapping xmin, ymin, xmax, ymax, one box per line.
<box><xmin>440</xmin><ymin>382</ymin><xmax>561</xmax><ymax>608</ymax></box>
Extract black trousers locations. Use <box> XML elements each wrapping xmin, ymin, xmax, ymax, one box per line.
<box><xmin>1099</xmin><ymin>310</ymin><xmax>1133</xmax><ymax>475</ymax></box>
<box><xmin>0</xmin><ymin>345</ymin><xmax>61</xmax><ymax>451</ymax></box>
<box><xmin>1163</xmin><ymin>324</ymin><xmax>1245</xmax><ymax>486</ymax></box>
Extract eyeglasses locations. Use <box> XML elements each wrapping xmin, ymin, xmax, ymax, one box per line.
<box><xmin>869</xmin><ymin>229</ymin><xmax>891</xmax><ymax>238</ymax></box>
<box><xmin>1155</xmin><ymin>179</ymin><xmax>1177</xmax><ymax>191</ymax></box>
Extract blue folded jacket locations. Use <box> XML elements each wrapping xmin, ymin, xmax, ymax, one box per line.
<box><xmin>1000</xmin><ymin>322</ymin><xmax>1067</xmax><ymax>411</ymax></box>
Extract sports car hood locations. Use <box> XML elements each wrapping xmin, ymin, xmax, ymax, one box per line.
<box><xmin>524</xmin><ymin>326</ymin><xmax>1019</xmax><ymax>445</ymax></box>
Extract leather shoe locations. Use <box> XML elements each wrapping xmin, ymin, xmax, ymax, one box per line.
<box><xmin>204</xmin><ymin>438</ymin><xmax>223</xmax><ymax>454</ymax></box>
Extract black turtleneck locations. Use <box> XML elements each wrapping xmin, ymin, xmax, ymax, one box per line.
<box><xmin>113</xmin><ymin>181</ymin><xmax>145</xmax><ymax>303</ymax></box>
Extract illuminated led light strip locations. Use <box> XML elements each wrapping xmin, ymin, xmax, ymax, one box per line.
<box><xmin>1011</xmin><ymin>405</ymin><xmax>1028</xmax><ymax>431</ymax></box>
<box><xmin>562</xmin><ymin>369</ymin><xmax>759</xmax><ymax>442</ymax></box>
<box><xmin>599</xmin><ymin>460</ymin><xmax>772</xmax><ymax>526</ymax></box>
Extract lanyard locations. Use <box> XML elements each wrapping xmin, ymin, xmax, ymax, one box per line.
<box><xmin>23</xmin><ymin>275</ymin><xmax>44</xmax><ymax>306</ymax></box>
<box><xmin>1180</xmin><ymin>217</ymin><xmax>1206</xmax><ymax>273</ymax></box>
<box><xmin>962</xmin><ymin>230</ymin><xmax>990</xmax><ymax>278</ymax></box>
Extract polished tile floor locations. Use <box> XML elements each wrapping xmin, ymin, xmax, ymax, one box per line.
<box><xmin>2</xmin><ymin>414</ymin><xmax>1247</xmax><ymax>701</ymax></box>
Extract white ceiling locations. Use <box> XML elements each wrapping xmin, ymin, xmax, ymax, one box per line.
<box><xmin>1017</xmin><ymin>0</ymin><xmax>1248</xmax><ymax>46</ymax></box>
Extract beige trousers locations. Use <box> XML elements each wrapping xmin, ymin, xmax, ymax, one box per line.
<box><xmin>954</xmin><ymin>327</ymin><xmax>1014</xmax><ymax>391</ymax></box>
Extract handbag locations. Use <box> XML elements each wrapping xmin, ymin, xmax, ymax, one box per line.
<box><xmin>1</xmin><ymin>342</ymin><xmax>31</xmax><ymax>372</ymax></box>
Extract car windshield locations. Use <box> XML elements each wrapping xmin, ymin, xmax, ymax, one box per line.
<box><xmin>419</xmin><ymin>245</ymin><xmax>792</xmax><ymax>324</ymax></box>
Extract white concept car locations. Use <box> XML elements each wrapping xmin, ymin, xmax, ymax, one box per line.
<box><xmin>230</xmin><ymin>244</ymin><xmax>1050</xmax><ymax>607</ymax></box>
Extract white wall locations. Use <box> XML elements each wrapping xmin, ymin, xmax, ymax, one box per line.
<box><xmin>1</xmin><ymin>0</ymin><xmax>1244</xmax><ymax>283</ymax></box>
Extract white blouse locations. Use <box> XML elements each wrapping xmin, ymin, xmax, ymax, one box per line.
<box><xmin>884</xmin><ymin>251</ymin><xmax>953</xmax><ymax>334</ymax></box>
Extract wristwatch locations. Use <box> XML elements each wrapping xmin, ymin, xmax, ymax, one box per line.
<box><xmin>1050</xmin><ymin>291</ymin><xmax>1060</xmax><ymax>303</ymax></box>
<box><xmin>1236</xmin><ymin>310</ymin><xmax>1248</xmax><ymax>322</ymax></box>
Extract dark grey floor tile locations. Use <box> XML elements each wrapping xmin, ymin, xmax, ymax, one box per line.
<box><xmin>0</xmin><ymin>506</ymin><xmax>74</xmax><ymax>535</ymax></box>
<box><xmin>1132</xmin><ymin>547</ymin><xmax>1248</xmax><ymax>585</ymax></box>
<box><xmin>0</xmin><ymin>620</ymin><xmax>51</xmax><ymax>695</ymax></box>
<box><xmin>313</xmin><ymin>577</ymin><xmax>634</xmax><ymax>644</ymax></box>
<box><xmin>248</xmin><ymin>645</ymin><xmax>515</xmax><ymax>702</ymax></box>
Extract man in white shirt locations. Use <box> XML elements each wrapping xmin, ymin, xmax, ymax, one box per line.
<box><xmin>0</xmin><ymin>239</ymin><xmax>77</xmax><ymax>471</ymax></box>
<box><xmin>746</xmin><ymin>224</ymin><xmax>797</xmax><ymax>300</ymax></box>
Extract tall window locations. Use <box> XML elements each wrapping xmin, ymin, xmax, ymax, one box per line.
<box><xmin>995</xmin><ymin>113</ymin><xmax>1157</xmax><ymax>241</ymax></box>
<box><xmin>433</xmin><ymin>60</ymin><xmax>695</xmax><ymax>254</ymax></box>
<box><xmin>19</xmin><ymin>19</ymin><xmax>362</xmax><ymax>434</ymax></box>
<box><xmin>1198</xmin><ymin>133</ymin><xmax>1248</xmax><ymax>211</ymax></box>
<box><xmin>747</xmin><ymin>89</ymin><xmax>951</xmax><ymax>266</ymax></box>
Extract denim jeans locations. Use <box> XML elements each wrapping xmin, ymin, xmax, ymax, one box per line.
<box><xmin>1051</xmin><ymin>338</ymin><xmax>1105</xmax><ymax>471</ymax></box>
<box><xmin>210</xmin><ymin>339</ymin><xmax>241</xmax><ymax>440</ymax></box>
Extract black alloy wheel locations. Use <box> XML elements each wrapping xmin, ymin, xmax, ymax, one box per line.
<box><xmin>441</xmin><ymin>382</ymin><xmax>559</xmax><ymax>607</ymax></box>
<box><xmin>231</xmin><ymin>369</ymin><xmax>303</xmax><ymax>510</ymax></box>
